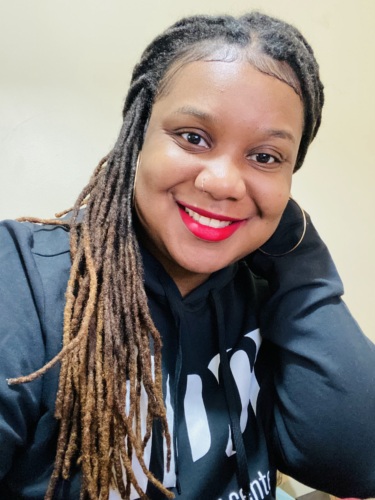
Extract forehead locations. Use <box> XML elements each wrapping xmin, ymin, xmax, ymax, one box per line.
<box><xmin>149</xmin><ymin>59</ymin><xmax>303</xmax><ymax>136</ymax></box>
<box><xmin>156</xmin><ymin>43</ymin><xmax>302</xmax><ymax>102</ymax></box>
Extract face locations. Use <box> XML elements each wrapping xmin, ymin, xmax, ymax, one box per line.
<box><xmin>134</xmin><ymin>59</ymin><xmax>304</xmax><ymax>295</ymax></box>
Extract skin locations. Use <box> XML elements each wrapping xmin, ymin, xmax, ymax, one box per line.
<box><xmin>134</xmin><ymin>59</ymin><xmax>304</xmax><ymax>296</ymax></box>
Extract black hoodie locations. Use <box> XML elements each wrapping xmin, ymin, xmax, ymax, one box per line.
<box><xmin>0</xmin><ymin>217</ymin><xmax>375</xmax><ymax>499</ymax></box>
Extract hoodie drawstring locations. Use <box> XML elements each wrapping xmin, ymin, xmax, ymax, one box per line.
<box><xmin>211</xmin><ymin>290</ymin><xmax>251</xmax><ymax>499</ymax></box>
<box><xmin>157</xmin><ymin>271</ymin><xmax>250</xmax><ymax>497</ymax></box>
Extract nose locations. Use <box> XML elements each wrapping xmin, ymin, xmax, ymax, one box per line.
<box><xmin>194</xmin><ymin>157</ymin><xmax>247</xmax><ymax>201</ymax></box>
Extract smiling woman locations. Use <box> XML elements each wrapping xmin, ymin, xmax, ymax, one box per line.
<box><xmin>134</xmin><ymin>60</ymin><xmax>303</xmax><ymax>294</ymax></box>
<box><xmin>1</xmin><ymin>11</ymin><xmax>375</xmax><ymax>500</ymax></box>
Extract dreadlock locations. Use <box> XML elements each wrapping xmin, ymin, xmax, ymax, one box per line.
<box><xmin>8</xmin><ymin>12</ymin><xmax>324</xmax><ymax>499</ymax></box>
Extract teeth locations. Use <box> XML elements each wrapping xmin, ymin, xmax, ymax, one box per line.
<box><xmin>185</xmin><ymin>207</ymin><xmax>232</xmax><ymax>228</ymax></box>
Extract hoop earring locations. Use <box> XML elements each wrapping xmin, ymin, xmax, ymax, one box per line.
<box><xmin>258</xmin><ymin>198</ymin><xmax>307</xmax><ymax>257</ymax></box>
<box><xmin>132</xmin><ymin>153</ymin><xmax>141</xmax><ymax>206</ymax></box>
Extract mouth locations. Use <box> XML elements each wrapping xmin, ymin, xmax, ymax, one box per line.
<box><xmin>177</xmin><ymin>202</ymin><xmax>245</xmax><ymax>242</ymax></box>
<box><xmin>184</xmin><ymin>206</ymin><xmax>233</xmax><ymax>229</ymax></box>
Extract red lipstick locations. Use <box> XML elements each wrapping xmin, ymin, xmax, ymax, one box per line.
<box><xmin>177</xmin><ymin>202</ymin><xmax>245</xmax><ymax>242</ymax></box>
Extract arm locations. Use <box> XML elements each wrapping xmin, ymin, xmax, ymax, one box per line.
<box><xmin>0</xmin><ymin>221</ymin><xmax>45</xmax><ymax>480</ymax></box>
<box><xmin>249</xmin><ymin>201</ymin><xmax>375</xmax><ymax>498</ymax></box>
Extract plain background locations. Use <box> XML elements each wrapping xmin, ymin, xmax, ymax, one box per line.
<box><xmin>0</xmin><ymin>2</ymin><xmax>374</xmax><ymax>340</ymax></box>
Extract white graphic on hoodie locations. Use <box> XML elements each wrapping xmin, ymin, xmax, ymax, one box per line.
<box><xmin>186</xmin><ymin>328</ymin><xmax>261</xmax><ymax>461</ymax></box>
<box><xmin>184</xmin><ymin>374</ymin><xmax>212</xmax><ymax>461</ymax></box>
<box><xmin>110</xmin><ymin>328</ymin><xmax>261</xmax><ymax>498</ymax></box>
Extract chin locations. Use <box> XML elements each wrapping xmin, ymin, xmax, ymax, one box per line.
<box><xmin>178</xmin><ymin>254</ymin><xmax>237</xmax><ymax>275</ymax></box>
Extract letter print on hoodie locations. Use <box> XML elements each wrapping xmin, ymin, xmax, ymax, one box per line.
<box><xmin>109</xmin><ymin>328</ymin><xmax>264</xmax><ymax>500</ymax></box>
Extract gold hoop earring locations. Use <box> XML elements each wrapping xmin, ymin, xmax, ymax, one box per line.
<box><xmin>258</xmin><ymin>198</ymin><xmax>307</xmax><ymax>257</ymax></box>
<box><xmin>132</xmin><ymin>153</ymin><xmax>141</xmax><ymax>206</ymax></box>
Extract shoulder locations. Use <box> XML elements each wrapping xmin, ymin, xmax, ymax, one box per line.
<box><xmin>0</xmin><ymin>219</ymin><xmax>71</xmax><ymax>387</ymax></box>
<box><xmin>0</xmin><ymin>219</ymin><xmax>70</xmax><ymax>281</ymax></box>
<box><xmin>0</xmin><ymin>219</ymin><xmax>71</xmax><ymax>345</ymax></box>
<box><xmin>0</xmin><ymin>219</ymin><xmax>70</xmax><ymax>257</ymax></box>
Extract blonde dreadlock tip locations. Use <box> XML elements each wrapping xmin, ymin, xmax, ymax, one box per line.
<box><xmin>6</xmin><ymin>376</ymin><xmax>27</xmax><ymax>386</ymax></box>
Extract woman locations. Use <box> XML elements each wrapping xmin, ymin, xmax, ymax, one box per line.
<box><xmin>0</xmin><ymin>12</ymin><xmax>374</xmax><ymax>500</ymax></box>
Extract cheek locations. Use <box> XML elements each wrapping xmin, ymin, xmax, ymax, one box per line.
<box><xmin>251</xmin><ymin>177</ymin><xmax>292</xmax><ymax>219</ymax></box>
<box><xmin>135</xmin><ymin>159</ymin><xmax>166</xmax><ymax>197</ymax></box>
<box><xmin>134</xmin><ymin>161</ymin><xmax>176</xmax><ymax>225</ymax></box>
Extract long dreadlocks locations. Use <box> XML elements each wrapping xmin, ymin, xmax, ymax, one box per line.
<box><xmin>9</xmin><ymin>12</ymin><xmax>324</xmax><ymax>499</ymax></box>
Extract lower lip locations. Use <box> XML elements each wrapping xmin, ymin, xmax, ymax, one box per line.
<box><xmin>178</xmin><ymin>206</ymin><xmax>244</xmax><ymax>242</ymax></box>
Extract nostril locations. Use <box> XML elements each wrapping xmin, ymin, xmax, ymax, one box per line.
<box><xmin>195</xmin><ymin>163</ymin><xmax>246</xmax><ymax>201</ymax></box>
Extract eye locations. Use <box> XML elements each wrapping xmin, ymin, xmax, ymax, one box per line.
<box><xmin>249</xmin><ymin>153</ymin><xmax>279</xmax><ymax>164</ymax></box>
<box><xmin>180</xmin><ymin>132</ymin><xmax>209</xmax><ymax>148</ymax></box>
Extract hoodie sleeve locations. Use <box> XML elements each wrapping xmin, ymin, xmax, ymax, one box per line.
<box><xmin>249</xmin><ymin>201</ymin><xmax>375</xmax><ymax>498</ymax></box>
<box><xmin>0</xmin><ymin>221</ymin><xmax>46</xmax><ymax>480</ymax></box>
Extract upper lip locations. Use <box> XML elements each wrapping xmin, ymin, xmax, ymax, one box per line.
<box><xmin>177</xmin><ymin>201</ymin><xmax>245</xmax><ymax>222</ymax></box>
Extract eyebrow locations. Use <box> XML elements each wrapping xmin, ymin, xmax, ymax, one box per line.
<box><xmin>173</xmin><ymin>105</ymin><xmax>216</xmax><ymax>123</ymax></box>
<box><xmin>173</xmin><ymin>106</ymin><xmax>297</xmax><ymax>143</ymax></box>
<box><xmin>263</xmin><ymin>128</ymin><xmax>297</xmax><ymax>144</ymax></box>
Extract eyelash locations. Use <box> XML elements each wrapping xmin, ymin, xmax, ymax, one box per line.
<box><xmin>180</xmin><ymin>131</ymin><xmax>209</xmax><ymax>148</ymax></box>
<box><xmin>248</xmin><ymin>153</ymin><xmax>280</xmax><ymax>165</ymax></box>
<box><xmin>176</xmin><ymin>130</ymin><xmax>283</xmax><ymax>167</ymax></box>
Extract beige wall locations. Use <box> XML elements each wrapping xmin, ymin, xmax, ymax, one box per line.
<box><xmin>0</xmin><ymin>0</ymin><xmax>374</xmax><ymax>344</ymax></box>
